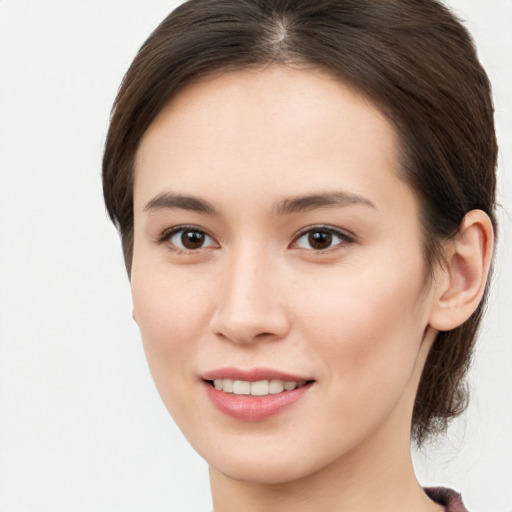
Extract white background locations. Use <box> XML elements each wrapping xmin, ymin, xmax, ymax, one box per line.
<box><xmin>0</xmin><ymin>1</ymin><xmax>510</xmax><ymax>511</ymax></box>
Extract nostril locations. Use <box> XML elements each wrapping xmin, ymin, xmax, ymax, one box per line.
<box><xmin>255</xmin><ymin>332</ymin><xmax>275</xmax><ymax>339</ymax></box>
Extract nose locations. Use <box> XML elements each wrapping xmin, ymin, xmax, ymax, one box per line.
<box><xmin>209</xmin><ymin>247</ymin><xmax>291</xmax><ymax>344</ymax></box>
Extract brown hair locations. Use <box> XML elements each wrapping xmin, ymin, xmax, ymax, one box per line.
<box><xmin>102</xmin><ymin>0</ymin><xmax>497</xmax><ymax>444</ymax></box>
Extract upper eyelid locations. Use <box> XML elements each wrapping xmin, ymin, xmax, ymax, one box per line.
<box><xmin>157</xmin><ymin>224</ymin><xmax>218</xmax><ymax>245</ymax></box>
<box><xmin>292</xmin><ymin>225</ymin><xmax>356</xmax><ymax>242</ymax></box>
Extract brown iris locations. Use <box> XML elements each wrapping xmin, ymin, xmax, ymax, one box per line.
<box><xmin>181</xmin><ymin>230</ymin><xmax>206</xmax><ymax>249</ymax></box>
<box><xmin>308</xmin><ymin>230</ymin><xmax>333</xmax><ymax>250</ymax></box>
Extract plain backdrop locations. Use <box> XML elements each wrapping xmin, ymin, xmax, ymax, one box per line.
<box><xmin>0</xmin><ymin>1</ymin><xmax>511</xmax><ymax>511</ymax></box>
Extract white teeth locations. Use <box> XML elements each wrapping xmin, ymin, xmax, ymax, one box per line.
<box><xmin>269</xmin><ymin>379</ymin><xmax>285</xmax><ymax>394</ymax></box>
<box><xmin>212</xmin><ymin>379</ymin><xmax>306</xmax><ymax>395</ymax></box>
<box><xmin>250</xmin><ymin>380</ymin><xmax>269</xmax><ymax>396</ymax></box>
<box><xmin>223</xmin><ymin>379</ymin><xmax>234</xmax><ymax>392</ymax></box>
<box><xmin>233</xmin><ymin>380</ymin><xmax>251</xmax><ymax>395</ymax></box>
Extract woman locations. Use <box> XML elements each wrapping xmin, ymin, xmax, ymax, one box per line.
<box><xmin>102</xmin><ymin>0</ymin><xmax>497</xmax><ymax>510</ymax></box>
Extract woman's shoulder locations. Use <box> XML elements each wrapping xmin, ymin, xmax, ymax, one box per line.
<box><xmin>425</xmin><ymin>487</ymin><xmax>468</xmax><ymax>512</ymax></box>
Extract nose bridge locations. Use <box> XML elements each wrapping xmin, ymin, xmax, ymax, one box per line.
<box><xmin>210</xmin><ymin>240</ymin><xmax>289</xmax><ymax>343</ymax></box>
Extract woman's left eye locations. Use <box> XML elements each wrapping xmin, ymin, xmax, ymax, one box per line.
<box><xmin>292</xmin><ymin>227</ymin><xmax>353</xmax><ymax>251</ymax></box>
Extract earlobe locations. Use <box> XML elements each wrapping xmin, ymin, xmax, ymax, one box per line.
<box><xmin>429</xmin><ymin>209</ymin><xmax>494</xmax><ymax>331</ymax></box>
<box><xmin>132</xmin><ymin>308</ymin><xmax>138</xmax><ymax>324</ymax></box>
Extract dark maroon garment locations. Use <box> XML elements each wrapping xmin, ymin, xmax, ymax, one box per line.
<box><xmin>425</xmin><ymin>487</ymin><xmax>468</xmax><ymax>512</ymax></box>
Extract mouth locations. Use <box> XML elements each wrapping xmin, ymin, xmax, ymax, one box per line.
<box><xmin>205</xmin><ymin>378</ymin><xmax>312</xmax><ymax>396</ymax></box>
<box><xmin>201</xmin><ymin>369</ymin><xmax>315</xmax><ymax>421</ymax></box>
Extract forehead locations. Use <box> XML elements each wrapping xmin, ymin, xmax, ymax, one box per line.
<box><xmin>133</xmin><ymin>64</ymin><xmax>411</xmax><ymax>216</ymax></box>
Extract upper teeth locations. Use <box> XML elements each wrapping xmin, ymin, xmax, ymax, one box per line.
<box><xmin>213</xmin><ymin>379</ymin><xmax>304</xmax><ymax>396</ymax></box>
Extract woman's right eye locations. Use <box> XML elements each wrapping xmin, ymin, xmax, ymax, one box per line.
<box><xmin>160</xmin><ymin>227</ymin><xmax>218</xmax><ymax>252</ymax></box>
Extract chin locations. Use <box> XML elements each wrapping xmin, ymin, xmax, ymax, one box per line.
<box><xmin>211</xmin><ymin>456</ymin><xmax>322</xmax><ymax>485</ymax></box>
<box><xmin>195</xmin><ymin>432</ymin><xmax>346</xmax><ymax>485</ymax></box>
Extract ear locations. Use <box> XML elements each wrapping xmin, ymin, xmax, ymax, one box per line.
<box><xmin>429</xmin><ymin>209</ymin><xmax>494</xmax><ymax>331</ymax></box>
<box><xmin>132</xmin><ymin>308</ymin><xmax>138</xmax><ymax>324</ymax></box>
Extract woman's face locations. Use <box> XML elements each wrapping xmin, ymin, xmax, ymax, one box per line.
<box><xmin>131</xmin><ymin>65</ymin><xmax>440</xmax><ymax>483</ymax></box>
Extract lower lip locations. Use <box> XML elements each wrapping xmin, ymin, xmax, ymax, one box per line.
<box><xmin>204</xmin><ymin>381</ymin><xmax>313</xmax><ymax>421</ymax></box>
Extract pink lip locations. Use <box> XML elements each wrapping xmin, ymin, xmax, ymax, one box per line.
<box><xmin>201</xmin><ymin>367</ymin><xmax>315</xmax><ymax>421</ymax></box>
<box><xmin>202</xmin><ymin>367</ymin><xmax>312</xmax><ymax>382</ymax></box>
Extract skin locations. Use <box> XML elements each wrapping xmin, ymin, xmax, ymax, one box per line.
<box><xmin>130</xmin><ymin>65</ymin><xmax>492</xmax><ymax>512</ymax></box>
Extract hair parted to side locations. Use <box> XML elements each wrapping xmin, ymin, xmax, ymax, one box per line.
<box><xmin>102</xmin><ymin>0</ymin><xmax>497</xmax><ymax>444</ymax></box>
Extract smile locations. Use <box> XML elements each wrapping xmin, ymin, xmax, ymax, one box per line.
<box><xmin>210</xmin><ymin>379</ymin><xmax>307</xmax><ymax>396</ymax></box>
<box><xmin>202</xmin><ymin>369</ymin><xmax>315</xmax><ymax>421</ymax></box>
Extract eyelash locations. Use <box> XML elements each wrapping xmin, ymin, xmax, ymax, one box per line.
<box><xmin>157</xmin><ymin>225</ymin><xmax>218</xmax><ymax>253</ymax></box>
<box><xmin>292</xmin><ymin>225</ymin><xmax>355</xmax><ymax>252</ymax></box>
<box><xmin>157</xmin><ymin>225</ymin><xmax>355</xmax><ymax>253</ymax></box>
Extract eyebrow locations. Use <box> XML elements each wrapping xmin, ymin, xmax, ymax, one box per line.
<box><xmin>274</xmin><ymin>191</ymin><xmax>376</xmax><ymax>215</ymax></box>
<box><xmin>143</xmin><ymin>190</ymin><xmax>376</xmax><ymax>216</ymax></box>
<box><xmin>144</xmin><ymin>193</ymin><xmax>219</xmax><ymax>215</ymax></box>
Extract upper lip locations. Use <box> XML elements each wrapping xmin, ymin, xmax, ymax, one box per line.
<box><xmin>201</xmin><ymin>367</ymin><xmax>314</xmax><ymax>382</ymax></box>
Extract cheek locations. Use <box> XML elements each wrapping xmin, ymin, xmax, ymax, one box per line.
<box><xmin>296</xmin><ymin>257</ymin><xmax>429</xmax><ymax>398</ymax></box>
<box><xmin>130</xmin><ymin>265</ymin><xmax>214</xmax><ymax>390</ymax></box>
<box><xmin>282</xmin><ymin>271</ymin><xmax>428</xmax><ymax>458</ymax></box>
